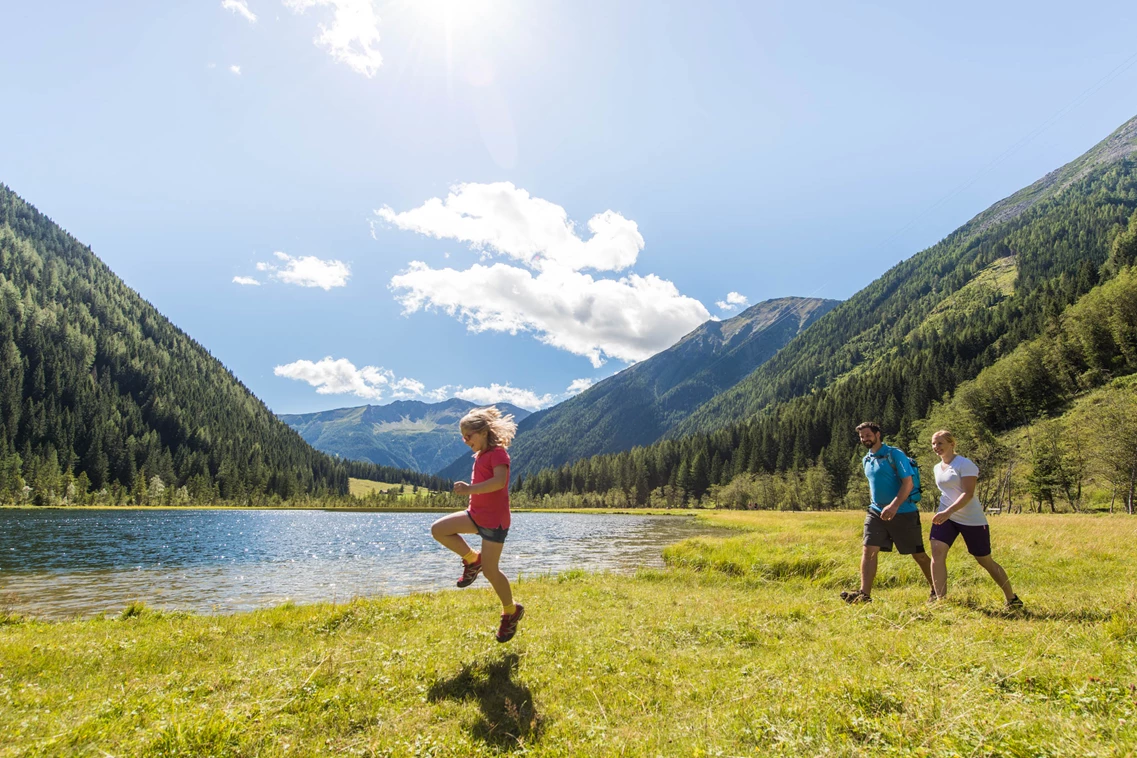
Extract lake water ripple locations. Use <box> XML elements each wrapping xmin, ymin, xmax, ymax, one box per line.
<box><xmin>0</xmin><ymin>509</ymin><xmax>725</xmax><ymax>618</ymax></box>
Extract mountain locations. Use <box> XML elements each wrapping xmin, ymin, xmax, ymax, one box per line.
<box><xmin>280</xmin><ymin>399</ymin><xmax>532</xmax><ymax>474</ymax></box>
<box><xmin>0</xmin><ymin>184</ymin><xmax>442</xmax><ymax>504</ymax></box>
<box><xmin>517</xmin><ymin>112</ymin><xmax>1137</xmax><ymax>504</ymax></box>
<box><xmin>440</xmin><ymin>297</ymin><xmax>838</xmax><ymax>481</ymax></box>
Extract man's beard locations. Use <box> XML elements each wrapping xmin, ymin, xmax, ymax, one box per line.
<box><xmin>860</xmin><ymin>438</ymin><xmax>875</xmax><ymax>448</ymax></box>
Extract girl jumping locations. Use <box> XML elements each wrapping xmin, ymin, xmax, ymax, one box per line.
<box><xmin>430</xmin><ymin>406</ymin><xmax>523</xmax><ymax>642</ymax></box>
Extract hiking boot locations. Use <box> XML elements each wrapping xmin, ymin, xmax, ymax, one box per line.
<box><xmin>928</xmin><ymin>589</ymin><xmax>941</xmax><ymax>604</ymax></box>
<box><xmin>1004</xmin><ymin>595</ymin><xmax>1025</xmax><ymax>612</ymax></box>
<box><xmin>456</xmin><ymin>555</ymin><xmax>482</xmax><ymax>588</ymax></box>
<box><xmin>840</xmin><ymin>590</ymin><xmax>871</xmax><ymax>604</ymax></box>
<box><xmin>496</xmin><ymin>604</ymin><xmax>525</xmax><ymax>643</ymax></box>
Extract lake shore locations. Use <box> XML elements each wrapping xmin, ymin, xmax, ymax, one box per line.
<box><xmin>0</xmin><ymin>503</ymin><xmax>713</xmax><ymax>516</ymax></box>
<box><xmin>2</xmin><ymin>511</ymin><xmax>1134</xmax><ymax>756</ymax></box>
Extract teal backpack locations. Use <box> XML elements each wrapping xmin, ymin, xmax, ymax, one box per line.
<box><xmin>885</xmin><ymin>448</ymin><xmax>923</xmax><ymax>504</ymax></box>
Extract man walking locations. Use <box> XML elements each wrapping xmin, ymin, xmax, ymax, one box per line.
<box><xmin>841</xmin><ymin>421</ymin><xmax>934</xmax><ymax>604</ymax></box>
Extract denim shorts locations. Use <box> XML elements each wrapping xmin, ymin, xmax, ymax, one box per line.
<box><xmin>466</xmin><ymin>510</ymin><xmax>509</xmax><ymax>543</ymax></box>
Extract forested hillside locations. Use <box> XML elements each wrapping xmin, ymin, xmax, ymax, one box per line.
<box><xmin>0</xmin><ymin>185</ymin><xmax>445</xmax><ymax>504</ymax></box>
<box><xmin>281</xmin><ymin>399</ymin><xmax>531</xmax><ymax>474</ymax></box>
<box><xmin>517</xmin><ymin>114</ymin><xmax>1137</xmax><ymax>510</ymax></box>
<box><xmin>443</xmin><ymin>297</ymin><xmax>837</xmax><ymax>482</ymax></box>
<box><xmin>678</xmin><ymin>114</ymin><xmax>1137</xmax><ymax>436</ymax></box>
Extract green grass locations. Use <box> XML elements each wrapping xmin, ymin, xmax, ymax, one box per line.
<box><xmin>1</xmin><ymin>512</ymin><xmax>1134</xmax><ymax>756</ymax></box>
<box><xmin>915</xmin><ymin>255</ymin><xmax>1018</xmax><ymax>338</ymax></box>
<box><xmin>348</xmin><ymin>478</ymin><xmax>435</xmax><ymax>499</ymax></box>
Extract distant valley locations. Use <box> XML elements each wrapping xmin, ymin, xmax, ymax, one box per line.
<box><xmin>280</xmin><ymin>399</ymin><xmax>532</xmax><ymax>475</ymax></box>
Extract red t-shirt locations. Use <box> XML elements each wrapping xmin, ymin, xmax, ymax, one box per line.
<box><xmin>468</xmin><ymin>446</ymin><xmax>511</xmax><ymax>529</ymax></box>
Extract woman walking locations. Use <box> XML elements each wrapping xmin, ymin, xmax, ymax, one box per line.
<box><xmin>929</xmin><ymin>429</ymin><xmax>1023</xmax><ymax>610</ymax></box>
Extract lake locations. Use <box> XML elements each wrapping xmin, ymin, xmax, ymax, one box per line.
<box><xmin>0</xmin><ymin>509</ymin><xmax>727</xmax><ymax>618</ymax></box>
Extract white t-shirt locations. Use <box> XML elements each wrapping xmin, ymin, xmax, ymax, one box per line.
<box><xmin>933</xmin><ymin>455</ymin><xmax>987</xmax><ymax>526</ymax></box>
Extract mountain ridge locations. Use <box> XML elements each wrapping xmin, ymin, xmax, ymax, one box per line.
<box><xmin>440</xmin><ymin>296</ymin><xmax>839</xmax><ymax>481</ymax></box>
<box><xmin>972</xmin><ymin>114</ymin><xmax>1137</xmax><ymax>234</ymax></box>
<box><xmin>674</xmin><ymin>113</ymin><xmax>1137</xmax><ymax>437</ymax></box>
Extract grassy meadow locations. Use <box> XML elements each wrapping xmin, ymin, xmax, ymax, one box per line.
<box><xmin>347</xmin><ymin>479</ymin><xmax>436</xmax><ymax>500</ymax></box>
<box><xmin>1</xmin><ymin>511</ymin><xmax>1135</xmax><ymax>756</ymax></box>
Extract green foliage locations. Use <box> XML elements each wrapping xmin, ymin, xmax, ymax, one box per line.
<box><xmin>1083</xmin><ymin>383</ymin><xmax>1137</xmax><ymax>513</ymax></box>
<box><xmin>1103</xmin><ymin>207</ymin><xmax>1137</xmax><ymax>277</ymax></box>
<box><xmin>0</xmin><ymin>185</ymin><xmax>443</xmax><ymax>504</ymax></box>
<box><xmin>952</xmin><ymin>266</ymin><xmax>1137</xmax><ymax>430</ymax></box>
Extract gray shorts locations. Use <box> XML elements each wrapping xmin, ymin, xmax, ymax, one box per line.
<box><xmin>863</xmin><ymin>510</ymin><xmax>925</xmax><ymax>555</ymax></box>
<box><xmin>466</xmin><ymin>510</ymin><xmax>509</xmax><ymax>544</ymax></box>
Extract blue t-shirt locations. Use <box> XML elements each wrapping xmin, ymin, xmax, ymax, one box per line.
<box><xmin>863</xmin><ymin>444</ymin><xmax>917</xmax><ymax>514</ymax></box>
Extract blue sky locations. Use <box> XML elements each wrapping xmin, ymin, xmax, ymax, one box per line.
<box><xmin>2</xmin><ymin>0</ymin><xmax>1136</xmax><ymax>413</ymax></box>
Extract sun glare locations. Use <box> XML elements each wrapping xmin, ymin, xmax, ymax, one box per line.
<box><xmin>386</xmin><ymin>0</ymin><xmax>518</xmax><ymax>83</ymax></box>
<box><xmin>410</xmin><ymin>0</ymin><xmax>500</xmax><ymax>33</ymax></box>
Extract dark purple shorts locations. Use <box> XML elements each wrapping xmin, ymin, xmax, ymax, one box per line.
<box><xmin>929</xmin><ymin>519</ymin><xmax>991</xmax><ymax>557</ymax></box>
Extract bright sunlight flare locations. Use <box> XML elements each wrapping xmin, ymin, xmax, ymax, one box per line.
<box><xmin>408</xmin><ymin>0</ymin><xmax>500</xmax><ymax>31</ymax></box>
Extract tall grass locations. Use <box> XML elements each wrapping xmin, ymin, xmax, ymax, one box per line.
<box><xmin>1</xmin><ymin>511</ymin><xmax>1134</xmax><ymax>756</ymax></box>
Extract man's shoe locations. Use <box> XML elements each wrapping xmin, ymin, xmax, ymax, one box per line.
<box><xmin>457</xmin><ymin>555</ymin><xmax>482</xmax><ymax>588</ymax></box>
<box><xmin>496</xmin><ymin>604</ymin><xmax>525</xmax><ymax>643</ymax></box>
<box><xmin>928</xmin><ymin>589</ymin><xmax>941</xmax><ymax>604</ymax></box>
<box><xmin>1004</xmin><ymin>595</ymin><xmax>1025</xmax><ymax>612</ymax></box>
<box><xmin>840</xmin><ymin>590</ymin><xmax>871</xmax><ymax>604</ymax></box>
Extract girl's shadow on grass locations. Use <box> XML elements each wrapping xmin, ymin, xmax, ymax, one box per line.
<box><xmin>427</xmin><ymin>652</ymin><xmax>546</xmax><ymax>751</ymax></box>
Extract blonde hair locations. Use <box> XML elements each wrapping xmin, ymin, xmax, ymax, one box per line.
<box><xmin>460</xmin><ymin>406</ymin><xmax>518</xmax><ymax>449</ymax></box>
<box><xmin>931</xmin><ymin>429</ymin><xmax>956</xmax><ymax>445</ymax></box>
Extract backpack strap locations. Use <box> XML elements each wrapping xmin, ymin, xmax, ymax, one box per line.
<box><xmin>883</xmin><ymin>448</ymin><xmax>912</xmax><ymax>498</ymax></box>
<box><xmin>883</xmin><ymin>448</ymin><xmax>901</xmax><ymax>479</ymax></box>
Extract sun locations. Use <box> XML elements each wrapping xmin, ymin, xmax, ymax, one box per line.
<box><xmin>385</xmin><ymin>0</ymin><xmax>515</xmax><ymax>81</ymax></box>
<box><xmin>408</xmin><ymin>0</ymin><xmax>500</xmax><ymax>34</ymax></box>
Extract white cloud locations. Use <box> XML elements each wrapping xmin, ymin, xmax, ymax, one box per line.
<box><xmin>274</xmin><ymin>357</ymin><xmax>558</xmax><ymax>410</ymax></box>
<box><xmin>222</xmin><ymin>0</ymin><xmax>257</xmax><ymax>23</ymax></box>
<box><xmin>390</xmin><ymin>261</ymin><xmax>708</xmax><ymax>368</ymax></box>
<box><xmin>382</xmin><ymin>184</ymin><xmax>709</xmax><ymax>367</ymax></box>
<box><xmin>233</xmin><ymin>276</ymin><xmax>261</xmax><ymax>286</ymax></box>
<box><xmin>229</xmin><ymin>64</ymin><xmax>242</xmax><ymax>75</ymax></box>
<box><xmin>255</xmin><ymin>251</ymin><xmax>350</xmax><ymax>290</ymax></box>
<box><xmin>715</xmin><ymin>291</ymin><xmax>749</xmax><ymax>311</ymax></box>
<box><xmin>283</xmin><ymin>0</ymin><xmax>383</xmax><ymax>77</ymax></box>
<box><xmin>566</xmin><ymin>378</ymin><xmax>593</xmax><ymax>395</ymax></box>
<box><xmin>376</xmin><ymin>182</ymin><xmax>643</xmax><ymax>273</ymax></box>
<box><xmin>452</xmin><ymin>384</ymin><xmax>555</xmax><ymax>410</ymax></box>
<box><xmin>274</xmin><ymin>358</ymin><xmax>424</xmax><ymax>400</ymax></box>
